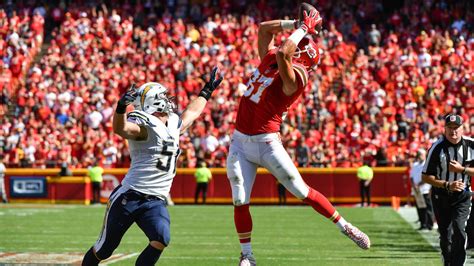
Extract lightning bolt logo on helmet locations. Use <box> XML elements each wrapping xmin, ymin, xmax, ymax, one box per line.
<box><xmin>133</xmin><ymin>82</ymin><xmax>176</xmax><ymax>114</ymax></box>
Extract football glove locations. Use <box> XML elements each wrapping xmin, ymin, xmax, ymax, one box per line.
<box><xmin>199</xmin><ymin>67</ymin><xmax>223</xmax><ymax>101</ymax></box>
<box><xmin>116</xmin><ymin>83</ymin><xmax>138</xmax><ymax>114</ymax></box>
<box><xmin>300</xmin><ymin>9</ymin><xmax>322</xmax><ymax>35</ymax></box>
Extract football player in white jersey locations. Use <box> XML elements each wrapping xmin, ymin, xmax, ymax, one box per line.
<box><xmin>82</xmin><ymin>67</ymin><xmax>223</xmax><ymax>266</ymax></box>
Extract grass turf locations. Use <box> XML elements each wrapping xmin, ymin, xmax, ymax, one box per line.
<box><xmin>0</xmin><ymin>204</ymin><xmax>440</xmax><ymax>265</ymax></box>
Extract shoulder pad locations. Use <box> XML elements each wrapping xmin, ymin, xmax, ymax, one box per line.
<box><xmin>293</xmin><ymin>63</ymin><xmax>309</xmax><ymax>87</ymax></box>
<box><xmin>127</xmin><ymin>110</ymin><xmax>156</xmax><ymax>127</ymax></box>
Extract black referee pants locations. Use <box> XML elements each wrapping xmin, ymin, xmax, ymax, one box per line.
<box><xmin>432</xmin><ymin>189</ymin><xmax>472</xmax><ymax>266</ymax></box>
<box><xmin>359</xmin><ymin>180</ymin><xmax>371</xmax><ymax>207</ymax></box>
<box><xmin>418</xmin><ymin>193</ymin><xmax>435</xmax><ymax>230</ymax></box>
<box><xmin>194</xmin><ymin>182</ymin><xmax>209</xmax><ymax>204</ymax></box>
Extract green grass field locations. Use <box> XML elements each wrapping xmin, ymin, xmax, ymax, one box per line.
<box><xmin>0</xmin><ymin>204</ymin><xmax>440</xmax><ymax>265</ymax></box>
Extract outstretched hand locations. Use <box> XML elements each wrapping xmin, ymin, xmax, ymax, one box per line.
<box><xmin>116</xmin><ymin>83</ymin><xmax>138</xmax><ymax>114</ymax></box>
<box><xmin>300</xmin><ymin>9</ymin><xmax>322</xmax><ymax>35</ymax></box>
<box><xmin>199</xmin><ymin>67</ymin><xmax>223</xmax><ymax>100</ymax></box>
<box><xmin>119</xmin><ymin>83</ymin><xmax>138</xmax><ymax>106</ymax></box>
<box><xmin>205</xmin><ymin>67</ymin><xmax>223</xmax><ymax>91</ymax></box>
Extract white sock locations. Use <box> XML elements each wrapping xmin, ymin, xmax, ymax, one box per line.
<box><xmin>241</xmin><ymin>242</ymin><xmax>252</xmax><ymax>255</ymax></box>
<box><xmin>335</xmin><ymin>217</ymin><xmax>348</xmax><ymax>231</ymax></box>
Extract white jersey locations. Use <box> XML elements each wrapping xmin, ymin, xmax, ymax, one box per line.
<box><xmin>410</xmin><ymin>160</ymin><xmax>431</xmax><ymax>194</ymax></box>
<box><xmin>121</xmin><ymin>110</ymin><xmax>181</xmax><ymax>198</ymax></box>
<box><xmin>0</xmin><ymin>162</ymin><xmax>5</xmax><ymax>178</ymax></box>
<box><xmin>0</xmin><ymin>162</ymin><xmax>6</xmax><ymax>202</ymax></box>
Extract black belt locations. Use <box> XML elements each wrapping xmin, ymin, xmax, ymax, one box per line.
<box><xmin>432</xmin><ymin>187</ymin><xmax>469</xmax><ymax>196</ymax></box>
<box><xmin>126</xmin><ymin>190</ymin><xmax>164</xmax><ymax>201</ymax></box>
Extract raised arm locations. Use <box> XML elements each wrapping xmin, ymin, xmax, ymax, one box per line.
<box><xmin>257</xmin><ymin>19</ymin><xmax>296</xmax><ymax>60</ymax></box>
<box><xmin>276</xmin><ymin>9</ymin><xmax>320</xmax><ymax>96</ymax></box>
<box><xmin>180</xmin><ymin>67</ymin><xmax>223</xmax><ymax>134</ymax></box>
<box><xmin>113</xmin><ymin>84</ymin><xmax>148</xmax><ymax>140</ymax></box>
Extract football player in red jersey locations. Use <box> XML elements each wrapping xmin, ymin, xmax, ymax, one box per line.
<box><xmin>226</xmin><ymin>8</ymin><xmax>370</xmax><ymax>266</ymax></box>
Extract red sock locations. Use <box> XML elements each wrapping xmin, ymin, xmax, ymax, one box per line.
<box><xmin>234</xmin><ymin>204</ymin><xmax>252</xmax><ymax>243</ymax></box>
<box><xmin>303</xmin><ymin>188</ymin><xmax>341</xmax><ymax>223</ymax></box>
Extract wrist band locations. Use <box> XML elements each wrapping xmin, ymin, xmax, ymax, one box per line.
<box><xmin>288</xmin><ymin>28</ymin><xmax>306</xmax><ymax>45</ymax></box>
<box><xmin>198</xmin><ymin>86</ymin><xmax>212</xmax><ymax>101</ymax></box>
<box><xmin>444</xmin><ymin>181</ymin><xmax>449</xmax><ymax>191</ymax></box>
<box><xmin>116</xmin><ymin>102</ymin><xmax>127</xmax><ymax>114</ymax></box>
<box><xmin>280</xmin><ymin>20</ymin><xmax>296</xmax><ymax>30</ymax></box>
<box><xmin>463</xmin><ymin>167</ymin><xmax>467</xmax><ymax>175</ymax></box>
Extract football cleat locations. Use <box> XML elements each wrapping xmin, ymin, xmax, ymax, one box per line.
<box><xmin>239</xmin><ymin>252</ymin><xmax>256</xmax><ymax>266</ymax></box>
<box><xmin>342</xmin><ymin>223</ymin><xmax>371</xmax><ymax>250</ymax></box>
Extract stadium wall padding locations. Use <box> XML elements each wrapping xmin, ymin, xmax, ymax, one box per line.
<box><xmin>4</xmin><ymin>167</ymin><xmax>410</xmax><ymax>205</ymax></box>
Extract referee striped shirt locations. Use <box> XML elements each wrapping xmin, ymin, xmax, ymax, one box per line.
<box><xmin>423</xmin><ymin>136</ymin><xmax>474</xmax><ymax>187</ymax></box>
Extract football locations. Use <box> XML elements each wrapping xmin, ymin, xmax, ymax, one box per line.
<box><xmin>298</xmin><ymin>2</ymin><xmax>318</xmax><ymax>21</ymax></box>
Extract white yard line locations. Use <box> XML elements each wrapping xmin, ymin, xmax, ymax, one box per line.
<box><xmin>0</xmin><ymin>252</ymin><xmax>138</xmax><ymax>265</ymax></box>
<box><xmin>102</xmin><ymin>252</ymin><xmax>139</xmax><ymax>265</ymax></box>
<box><xmin>158</xmin><ymin>256</ymin><xmax>371</xmax><ymax>261</ymax></box>
<box><xmin>398</xmin><ymin>206</ymin><xmax>474</xmax><ymax>265</ymax></box>
<box><xmin>0</xmin><ymin>252</ymin><xmax>82</xmax><ymax>264</ymax></box>
<box><xmin>398</xmin><ymin>207</ymin><xmax>440</xmax><ymax>248</ymax></box>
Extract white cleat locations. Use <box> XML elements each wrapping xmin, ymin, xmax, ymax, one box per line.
<box><xmin>239</xmin><ymin>252</ymin><xmax>256</xmax><ymax>266</ymax></box>
<box><xmin>342</xmin><ymin>223</ymin><xmax>371</xmax><ymax>250</ymax></box>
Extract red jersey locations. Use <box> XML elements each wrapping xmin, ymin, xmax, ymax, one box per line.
<box><xmin>236</xmin><ymin>49</ymin><xmax>310</xmax><ymax>135</ymax></box>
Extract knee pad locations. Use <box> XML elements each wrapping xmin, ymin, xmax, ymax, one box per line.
<box><xmin>227</xmin><ymin>173</ymin><xmax>243</xmax><ymax>186</ymax></box>
<box><xmin>150</xmin><ymin>240</ymin><xmax>166</xmax><ymax>250</ymax></box>
<box><xmin>149</xmin><ymin>231</ymin><xmax>170</xmax><ymax>247</ymax></box>
<box><xmin>227</xmin><ymin>174</ymin><xmax>249</xmax><ymax>206</ymax></box>
<box><xmin>233</xmin><ymin>197</ymin><xmax>248</xmax><ymax>206</ymax></box>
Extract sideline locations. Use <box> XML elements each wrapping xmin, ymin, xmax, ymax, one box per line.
<box><xmin>0</xmin><ymin>252</ymin><xmax>138</xmax><ymax>265</ymax></box>
<box><xmin>398</xmin><ymin>206</ymin><xmax>474</xmax><ymax>265</ymax></box>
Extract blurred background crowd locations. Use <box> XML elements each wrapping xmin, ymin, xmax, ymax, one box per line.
<box><xmin>0</xmin><ymin>0</ymin><xmax>472</xmax><ymax>169</ymax></box>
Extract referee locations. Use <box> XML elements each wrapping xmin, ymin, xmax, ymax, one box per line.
<box><xmin>422</xmin><ymin>114</ymin><xmax>474</xmax><ymax>266</ymax></box>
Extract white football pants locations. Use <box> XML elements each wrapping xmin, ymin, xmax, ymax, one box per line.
<box><xmin>226</xmin><ymin>130</ymin><xmax>310</xmax><ymax>205</ymax></box>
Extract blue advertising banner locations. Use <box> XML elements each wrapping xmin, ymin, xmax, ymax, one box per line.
<box><xmin>10</xmin><ymin>176</ymin><xmax>47</xmax><ymax>198</ymax></box>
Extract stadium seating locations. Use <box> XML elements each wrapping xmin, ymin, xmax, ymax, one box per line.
<box><xmin>0</xmin><ymin>0</ymin><xmax>472</xmax><ymax>169</ymax></box>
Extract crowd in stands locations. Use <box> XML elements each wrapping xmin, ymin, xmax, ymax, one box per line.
<box><xmin>0</xmin><ymin>4</ymin><xmax>44</xmax><ymax>119</ymax></box>
<box><xmin>0</xmin><ymin>0</ymin><xmax>473</xmax><ymax>169</ymax></box>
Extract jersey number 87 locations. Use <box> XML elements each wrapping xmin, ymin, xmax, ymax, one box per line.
<box><xmin>243</xmin><ymin>69</ymin><xmax>274</xmax><ymax>104</ymax></box>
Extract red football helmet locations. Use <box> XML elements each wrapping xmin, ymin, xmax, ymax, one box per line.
<box><xmin>293</xmin><ymin>37</ymin><xmax>321</xmax><ymax>71</ymax></box>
